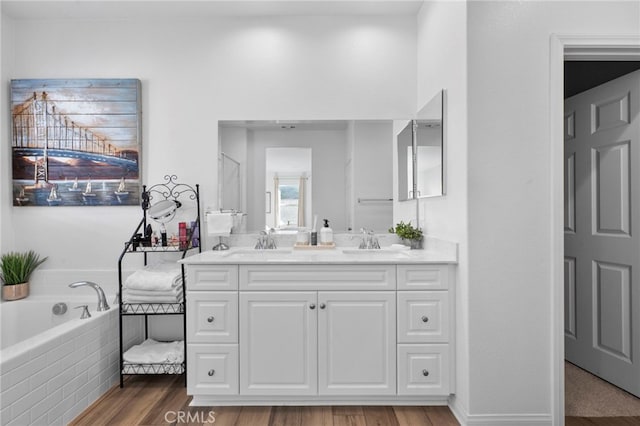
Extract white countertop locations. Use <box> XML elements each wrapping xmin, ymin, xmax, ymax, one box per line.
<box><xmin>180</xmin><ymin>238</ymin><xmax>457</xmax><ymax>265</ymax></box>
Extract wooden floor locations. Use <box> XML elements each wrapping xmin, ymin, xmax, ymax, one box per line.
<box><xmin>70</xmin><ymin>375</ymin><xmax>640</xmax><ymax>426</ymax></box>
<box><xmin>69</xmin><ymin>375</ymin><xmax>460</xmax><ymax>426</ymax></box>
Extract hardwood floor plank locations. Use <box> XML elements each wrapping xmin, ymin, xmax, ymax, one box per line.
<box><xmin>362</xmin><ymin>406</ymin><xmax>399</xmax><ymax>426</ymax></box>
<box><xmin>423</xmin><ymin>405</ymin><xmax>460</xmax><ymax>426</ymax></box>
<box><xmin>333</xmin><ymin>406</ymin><xmax>365</xmax><ymax>416</ymax></box>
<box><xmin>234</xmin><ymin>406</ymin><xmax>272</xmax><ymax>426</ymax></box>
<box><xmin>139</xmin><ymin>376</ymin><xmax>190</xmax><ymax>425</ymax></box>
<box><xmin>392</xmin><ymin>406</ymin><xmax>434</xmax><ymax>426</ymax></box>
<box><xmin>269</xmin><ymin>406</ymin><xmax>303</xmax><ymax>426</ymax></box>
<box><xmin>70</xmin><ymin>375</ymin><xmax>177</xmax><ymax>426</ymax></box>
<box><xmin>207</xmin><ymin>406</ymin><xmax>242</xmax><ymax>426</ymax></box>
<box><xmin>333</xmin><ymin>414</ymin><xmax>367</xmax><ymax>426</ymax></box>
<box><xmin>301</xmin><ymin>406</ymin><xmax>334</xmax><ymax>426</ymax></box>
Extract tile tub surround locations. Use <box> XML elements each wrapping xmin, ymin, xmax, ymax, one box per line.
<box><xmin>0</xmin><ymin>301</ymin><xmax>142</xmax><ymax>426</ymax></box>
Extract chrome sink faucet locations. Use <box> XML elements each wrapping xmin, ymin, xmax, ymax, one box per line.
<box><xmin>358</xmin><ymin>228</ymin><xmax>380</xmax><ymax>249</ymax></box>
<box><xmin>255</xmin><ymin>229</ymin><xmax>277</xmax><ymax>250</ymax></box>
<box><xmin>69</xmin><ymin>281</ymin><xmax>110</xmax><ymax>311</ymax></box>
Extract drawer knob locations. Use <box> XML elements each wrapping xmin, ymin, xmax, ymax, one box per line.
<box><xmin>421</xmin><ymin>316</ymin><xmax>429</xmax><ymax>323</ymax></box>
<box><xmin>319</xmin><ymin>303</ymin><xmax>326</xmax><ymax>309</ymax></box>
<box><xmin>208</xmin><ymin>369</ymin><xmax>215</xmax><ymax>376</ymax></box>
<box><xmin>309</xmin><ymin>303</ymin><xmax>316</xmax><ymax>310</ymax></box>
<box><xmin>207</xmin><ymin>316</ymin><xmax>215</xmax><ymax>323</ymax></box>
<box><xmin>422</xmin><ymin>369</ymin><xmax>429</xmax><ymax>377</ymax></box>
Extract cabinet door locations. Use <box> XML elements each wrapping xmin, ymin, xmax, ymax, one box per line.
<box><xmin>318</xmin><ymin>291</ymin><xmax>396</xmax><ymax>395</ymax></box>
<box><xmin>240</xmin><ymin>291</ymin><xmax>317</xmax><ymax>395</ymax></box>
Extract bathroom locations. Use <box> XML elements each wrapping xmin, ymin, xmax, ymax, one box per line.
<box><xmin>1</xmin><ymin>1</ymin><xmax>639</xmax><ymax>425</ymax></box>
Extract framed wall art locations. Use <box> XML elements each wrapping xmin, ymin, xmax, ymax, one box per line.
<box><xmin>11</xmin><ymin>79</ymin><xmax>142</xmax><ymax>206</ymax></box>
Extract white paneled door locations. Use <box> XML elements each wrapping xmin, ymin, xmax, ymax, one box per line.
<box><xmin>564</xmin><ymin>69</ymin><xmax>640</xmax><ymax>396</ymax></box>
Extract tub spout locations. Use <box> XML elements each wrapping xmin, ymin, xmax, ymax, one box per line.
<box><xmin>69</xmin><ymin>281</ymin><xmax>110</xmax><ymax>311</ymax></box>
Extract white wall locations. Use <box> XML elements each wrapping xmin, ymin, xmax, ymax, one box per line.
<box><xmin>0</xmin><ymin>11</ymin><xmax>15</xmax><ymax>259</ymax></box>
<box><xmin>1</xmin><ymin>12</ymin><xmax>416</xmax><ymax>294</ymax></box>
<box><xmin>415</xmin><ymin>0</ymin><xmax>469</xmax><ymax>419</ymax></box>
<box><xmin>466</xmin><ymin>0</ymin><xmax>639</xmax><ymax>422</ymax></box>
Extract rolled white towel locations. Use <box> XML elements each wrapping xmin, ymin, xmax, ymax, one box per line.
<box><xmin>123</xmin><ymin>339</ymin><xmax>184</xmax><ymax>364</ymax></box>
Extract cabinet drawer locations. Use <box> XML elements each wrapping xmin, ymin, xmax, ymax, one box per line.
<box><xmin>397</xmin><ymin>265</ymin><xmax>449</xmax><ymax>290</ymax></box>
<box><xmin>397</xmin><ymin>344</ymin><xmax>450</xmax><ymax>395</ymax></box>
<box><xmin>187</xmin><ymin>292</ymin><xmax>238</xmax><ymax>343</ymax></box>
<box><xmin>187</xmin><ymin>344</ymin><xmax>239</xmax><ymax>395</ymax></box>
<box><xmin>239</xmin><ymin>264</ymin><xmax>396</xmax><ymax>290</ymax></box>
<box><xmin>187</xmin><ymin>265</ymin><xmax>238</xmax><ymax>290</ymax></box>
<box><xmin>397</xmin><ymin>291</ymin><xmax>449</xmax><ymax>343</ymax></box>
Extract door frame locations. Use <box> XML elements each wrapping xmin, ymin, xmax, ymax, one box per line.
<box><xmin>550</xmin><ymin>34</ymin><xmax>640</xmax><ymax>425</ymax></box>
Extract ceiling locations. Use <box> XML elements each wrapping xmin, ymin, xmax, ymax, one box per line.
<box><xmin>1</xmin><ymin>0</ymin><xmax>425</xmax><ymax>20</ymax></box>
<box><xmin>564</xmin><ymin>61</ymin><xmax>640</xmax><ymax>98</ymax></box>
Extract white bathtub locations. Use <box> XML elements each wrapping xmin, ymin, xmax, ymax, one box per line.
<box><xmin>0</xmin><ymin>297</ymin><xmax>132</xmax><ymax>425</ymax></box>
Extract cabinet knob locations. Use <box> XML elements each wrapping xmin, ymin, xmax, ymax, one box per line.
<box><xmin>421</xmin><ymin>316</ymin><xmax>429</xmax><ymax>323</ymax></box>
<box><xmin>319</xmin><ymin>303</ymin><xmax>326</xmax><ymax>309</ymax></box>
<box><xmin>309</xmin><ymin>303</ymin><xmax>316</xmax><ymax>310</ymax></box>
<box><xmin>207</xmin><ymin>316</ymin><xmax>215</xmax><ymax>323</ymax></box>
<box><xmin>208</xmin><ymin>369</ymin><xmax>215</xmax><ymax>376</ymax></box>
<box><xmin>422</xmin><ymin>369</ymin><xmax>429</xmax><ymax>377</ymax></box>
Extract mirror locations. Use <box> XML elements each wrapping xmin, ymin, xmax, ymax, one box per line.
<box><xmin>396</xmin><ymin>90</ymin><xmax>445</xmax><ymax>200</ymax></box>
<box><xmin>396</xmin><ymin>121</ymin><xmax>414</xmax><ymax>202</ymax></box>
<box><xmin>219</xmin><ymin>120</ymin><xmax>394</xmax><ymax>233</ymax></box>
<box><xmin>148</xmin><ymin>199</ymin><xmax>181</xmax><ymax>223</ymax></box>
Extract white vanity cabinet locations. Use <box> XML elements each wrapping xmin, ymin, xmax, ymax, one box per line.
<box><xmin>184</xmin><ymin>258</ymin><xmax>455</xmax><ymax>405</ymax></box>
<box><xmin>239</xmin><ymin>290</ymin><xmax>396</xmax><ymax>396</ymax></box>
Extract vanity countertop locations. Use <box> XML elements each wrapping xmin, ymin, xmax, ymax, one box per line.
<box><xmin>181</xmin><ymin>239</ymin><xmax>457</xmax><ymax>265</ymax></box>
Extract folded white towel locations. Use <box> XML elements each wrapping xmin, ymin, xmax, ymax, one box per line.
<box><xmin>123</xmin><ymin>287</ymin><xmax>183</xmax><ymax>297</ymax></box>
<box><xmin>122</xmin><ymin>290</ymin><xmax>183</xmax><ymax>304</ymax></box>
<box><xmin>124</xmin><ymin>269</ymin><xmax>181</xmax><ymax>291</ymax></box>
<box><xmin>123</xmin><ymin>339</ymin><xmax>184</xmax><ymax>364</ymax></box>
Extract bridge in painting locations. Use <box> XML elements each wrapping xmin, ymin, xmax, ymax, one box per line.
<box><xmin>12</xmin><ymin>91</ymin><xmax>138</xmax><ymax>183</ymax></box>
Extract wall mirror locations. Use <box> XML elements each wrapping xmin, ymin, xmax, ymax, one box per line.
<box><xmin>397</xmin><ymin>90</ymin><xmax>445</xmax><ymax>200</ymax></box>
<box><xmin>219</xmin><ymin>120</ymin><xmax>394</xmax><ymax>233</ymax></box>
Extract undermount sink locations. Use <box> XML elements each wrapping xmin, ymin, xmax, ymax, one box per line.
<box><xmin>341</xmin><ymin>249</ymin><xmax>410</xmax><ymax>258</ymax></box>
<box><xmin>223</xmin><ymin>249</ymin><xmax>293</xmax><ymax>258</ymax></box>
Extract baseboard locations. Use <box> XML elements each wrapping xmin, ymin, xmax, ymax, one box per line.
<box><xmin>449</xmin><ymin>399</ymin><xmax>552</xmax><ymax>426</ymax></box>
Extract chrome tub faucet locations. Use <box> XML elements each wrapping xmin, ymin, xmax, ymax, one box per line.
<box><xmin>69</xmin><ymin>281</ymin><xmax>110</xmax><ymax>311</ymax></box>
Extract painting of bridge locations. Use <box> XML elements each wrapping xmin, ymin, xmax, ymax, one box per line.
<box><xmin>11</xmin><ymin>79</ymin><xmax>141</xmax><ymax>206</ymax></box>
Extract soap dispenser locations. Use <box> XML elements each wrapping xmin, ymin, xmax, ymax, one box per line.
<box><xmin>320</xmin><ymin>219</ymin><xmax>333</xmax><ymax>245</ymax></box>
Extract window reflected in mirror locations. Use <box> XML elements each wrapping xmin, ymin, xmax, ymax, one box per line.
<box><xmin>266</xmin><ymin>147</ymin><xmax>312</xmax><ymax>231</ymax></box>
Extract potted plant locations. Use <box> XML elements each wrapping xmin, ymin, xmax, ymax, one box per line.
<box><xmin>1</xmin><ymin>250</ymin><xmax>48</xmax><ymax>301</ymax></box>
<box><xmin>389</xmin><ymin>221</ymin><xmax>424</xmax><ymax>249</ymax></box>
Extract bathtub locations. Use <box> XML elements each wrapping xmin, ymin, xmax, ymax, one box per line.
<box><xmin>0</xmin><ymin>297</ymin><xmax>138</xmax><ymax>425</ymax></box>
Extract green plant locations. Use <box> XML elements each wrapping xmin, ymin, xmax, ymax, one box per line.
<box><xmin>0</xmin><ymin>250</ymin><xmax>48</xmax><ymax>285</ymax></box>
<box><xmin>388</xmin><ymin>221</ymin><xmax>423</xmax><ymax>241</ymax></box>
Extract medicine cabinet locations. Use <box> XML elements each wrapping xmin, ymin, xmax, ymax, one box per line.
<box><xmin>397</xmin><ymin>90</ymin><xmax>445</xmax><ymax>201</ymax></box>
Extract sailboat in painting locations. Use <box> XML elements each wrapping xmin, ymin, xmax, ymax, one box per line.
<box><xmin>68</xmin><ymin>177</ymin><xmax>82</xmax><ymax>192</ymax></box>
<box><xmin>15</xmin><ymin>187</ymin><xmax>29</xmax><ymax>205</ymax></box>
<box><xmin>114</xmin><ymin>177</ymin><xmax>130</xmax><ymax>203</ymax></box>
<box><xmin>82</xmin><ymin>180</ymin><xmax>96</xmax><ymax>198</ymax></box>
<box><xmin>47</xmin><ymin>185</ymin><xmax>61</xmax><ymax>206</ymax></box>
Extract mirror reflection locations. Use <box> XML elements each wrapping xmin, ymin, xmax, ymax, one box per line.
<box><xmin>219</xmin><ymin>120</ymin><xmax>394</xmax><ymax>233</ymax></box>
<box><xmin>396</xmin><ymin>90</ymin><xmax>445</xmax><ymax>200</ymax></box>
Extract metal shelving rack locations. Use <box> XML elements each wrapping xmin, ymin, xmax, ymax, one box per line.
<box><xmin>117</xmin><ymin>175</ymin><xmax>201</xmax><ymax>387</ymax></box>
